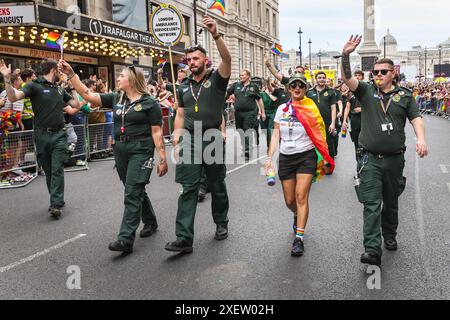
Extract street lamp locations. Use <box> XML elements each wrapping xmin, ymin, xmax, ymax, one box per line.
<box><xmin>308</xmin><ymin>38</ymin><xmax>312</xmax><ymax>70</ymax></box>
<box><xmin>193</xmin><ymin>0</ymin><xmax>198</xmax><ymax>44</ymax></box>
<box><xmin>418</xmin><ymin>51</ymin><xmax>422</xmax><ymax>81</ymax></box>
<box><xmin>298</xmin><ymin>27</ymin><xmax>303</xmax><ymax>66</ymax></box>
<box><xmin>333</xmin><ymin>55</ymin><xmax>342</xmax><ymax>79</ymax></box>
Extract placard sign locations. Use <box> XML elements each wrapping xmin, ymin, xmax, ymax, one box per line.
<box><xmin>150</xmin><ymin>4</ymin><xmax>184</xmax><ymax>47</ymax></box>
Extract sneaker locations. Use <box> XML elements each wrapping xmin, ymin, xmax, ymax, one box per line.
<box><xmin>139</xmin><ymin>224</ymin><xmax>158</xmax><ymax>238</ymax></box>
<box><xmin>108</xmin><ymin>240</ymin><xmax>133</xmax><ymax>253</ymax></box>
<box><xmin>76</xmin><ymin>160</ymin><xmax>86</xmax><ymax>166</ymax></box>
<box><xmin>384</xmin><ymin>238</ymin><xmax>398</xmax><ymax>251</ymax></box>
<box><xmin>165</xmin><ymin>239</ymin><xmax>193</xmax><ymax>253</ymax></box>
<box><xmin>360</xmin><ymin>252</ymin><xmax>381</xmax><ymax>266</ymax></box>
<box><xmin>49</xmin><ymin>207</ymin><xmax>62</xmax><ymax>219</ymax></box>
<box><xmin>214</xmin><ymin>224</ymin><xmax>228</xmax><ymax>241</ymax></box>
<box><xmin>291</xmin><ymin>238</ymin><xmax>304</xmax><ymax>257</ymax></box>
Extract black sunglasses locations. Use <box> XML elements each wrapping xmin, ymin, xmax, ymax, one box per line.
<box><xmin>371</xmin><ymin>69</ymin><xmax>393</xmax><ymax>76</ymax></box>
<box><xmin>128</xmin><ymin>65</ymin><xmax>137</xmax><ymax>75</ymax></box>
<box><xmin>289</xmin><ymin>82</ymin><xmax>306</xmax><ymax>89</ymax></box>
<box><xmin>185</xmin><ymin>45</ymin><xmax>207</xmax><ymax>55</ymax></box>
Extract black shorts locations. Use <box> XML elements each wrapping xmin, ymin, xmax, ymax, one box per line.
<box><xmin>278</xmin><ymin>149</ymin><xmax>318</xmax><ymax>181</ymax></box>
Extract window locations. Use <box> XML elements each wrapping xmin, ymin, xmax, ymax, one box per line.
<box><xmin>77</xmin><ymin>0</ymin><xmax>87</xmax><ymax>14</ymax></box>
<box><xmin>247</xmin><ymin>0</ymin><xmax>252</xmax><ymax>23</ymax></box>
<box><xmin>250</xmin><ymin>43</ymin><xmax>255</xmax><ymax>75</ymax></box>
<box><xmin>257</xmin><ymin>2</ymin><xmax>262</xmax><ymax>26</ymax></box>
<box><xmin>236</xmin><ymin>0</ymin><xmax>241</xmax><ymax>16</ymax></box>
<box><xmin>266</xmin><ymin>9</ymin><xmax>270</xmax><ymax>31</ymax></box>
<box><xmin>43</xmin><ymin>0</ymin><xmax>55</xmax><ymax>5</ymax></box>
<box><xmin>260</xmin><ymin>47</ymin><xmax>264</xmax><ymax>77</ymax></box>
<box><xmin>183</xmin><ymin>15</ymin><xmax>190</xmax><ymax>36</ymax></box>
<box><xmin>238</xmin><ymin>39</ymin><xmax>244</xmax><ymax>71</ymax></box>
<box><xmin>273</xmin><ymin>13</ymin><xmax>277</xmax><ymax>37</ymax></box>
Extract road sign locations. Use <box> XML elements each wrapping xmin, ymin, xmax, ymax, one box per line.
<box><xmin>150</xmin><ymin>4</ymin><xmax>184</xmax><ymax>47</ymax></box>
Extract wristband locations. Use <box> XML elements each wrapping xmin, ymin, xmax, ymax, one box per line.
<box><xmin>212</xmin><ymin>34</ymin><xmax>221</xmax><ymax>40</ymax></box>
<box><xmin>67</xmin><ymin>73</ymin><xmax>76</xmax><ymax>81</ymax></box>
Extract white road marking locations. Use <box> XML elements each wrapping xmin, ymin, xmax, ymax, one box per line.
<box><xmin>226</xmin><ymin>155</ymin><xmax>267</xmax><ymax>175</ymax></box>
<box><xmin>0</xmin><ymin>234</ymin><xmax>87</xmax><ymax>273</ymax></box>
<box><xmin>440</xmin><ymin>165</ymin><xmax>448</xmax><ymax>174</ymax></box>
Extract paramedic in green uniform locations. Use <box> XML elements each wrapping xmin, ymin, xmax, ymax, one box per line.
<box><xmin>227</xmin><ymin>69</ymin><xmax>265</xmax><ymax>161</ymax></box>
<box><xmin>59</xmin><ymin>60</ymin><xmax>168</xmax><ymax>254</ymax></box>
<box><xmin>0</xmin><ymin>59</ymin><xmax>80</xmax><ymax>219</ymax></box>
<box><xmin>306</xmin><ymin>72</ymin><xmax>337</xmax><ymax>160</ymax></box>
<box><xmin>327</xmin><ymin>78</ymin><xmax>344</xmax><ymax>156</ymax></box>
<box><xmin>341</xmin><ymin>36</ymin><xmax>428</xmax><ymax>266</ymax></box>
<box><xmin>165</xmin><ymin>15</ymin><xmax>232</xmax><ymax>253</ymax></box>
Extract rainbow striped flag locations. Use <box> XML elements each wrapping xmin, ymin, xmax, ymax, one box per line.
<box><xmin>271</xmin><ymin>43</ymin><xmax>283</xmax><ymax>56</ymax></box>
<box><xmin>157</xmin><ymin>58</ymin><xmax>167</xmax><ymax>68</ymax></box>
<box><xmin>287</xmin><ymin>98</ymin><xmax>335</xmax><ymax>181</ymax></box>
<box><xmin>45</xmin><ymin>32</ymin><xmax>64</xmax><ymax>50</ymax></box>
<box><xmin>208</xmin><ymin>0</ymin><xmax>225</xmax><ymax>16</ymax></box>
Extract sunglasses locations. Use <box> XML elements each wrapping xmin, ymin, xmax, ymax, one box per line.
<box><xmin>185</xmin><ymin>45</ymin><xmax>207</xmax><ymax>55</ymax></box>
<box><xmin>289</xmin><ymin>82</ymin><xmax>306</xmax><ymax>89</ymax></box>
<box><xmin>371</xmin><ymin>69</ymin><xmax>393</xmax><ymax>76</ymax></box>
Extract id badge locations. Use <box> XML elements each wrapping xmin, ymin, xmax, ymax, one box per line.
<box><xmin>285</xmin><ymin>140</ymin><xmax>296</xmax><ymax>148</ymax></box>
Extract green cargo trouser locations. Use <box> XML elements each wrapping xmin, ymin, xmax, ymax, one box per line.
<box><xmin>34</xmin><ymin>129</ymin><xmax>68</xmax><ymax>208</ymax></box>
<box><xmin>175</xmin><ymin>134</ymin><xmax>229</xmax><ymax>245</ymax></box>
<box><xmin>235</xmin><ymin>110</ymin><xmax>257</xmax><ymax>157</ymax></box>
<box><xmin>113</xmin><ymin>139</ymin><xmax>157</xmax><ymax>245</ymax></box>
<box><xmin>333</xmin><ymin>119</ymin><xmax>342</xmax><ymax>155</ymax></box>
<box><xmin>260</xmin><ymin>110</ymin><xmax>276</xmax><ymax>149</ymax></box>
<box><xmin>355</xmin><ymin>152</ymin><xmax>406</xmax><ymax>256</ymax></box>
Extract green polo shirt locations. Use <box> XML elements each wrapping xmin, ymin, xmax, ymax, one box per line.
<box><xmin>272</xmin><ymin>88</ymin><xmax>290</xmax><ymax>109</ymax></box>
<box><xmin>177</xmin><ymin>69</ymin><xmax>229</xmax><ymax>131</ymax></box>
<box><xmin>227</xmin><ymin>81</ymin><xmax>261</xmax><ymax>112</ymax></box>
<box><xmin>306</xmin><ymin>86</ymin><xmax>337</xmax><ymax>125</ymax></box>
<box><xmin>100</xmin><ymin>93</ymin><xmax>162</xmax><ymax>144</ymax></box>
<box><xmin>353</xmin><ymin>81</ymin><xmax>421</xmax><ymax>155</ymax></box>
<box><xmin>20</xmin><ymin>76</ymin><xmax>72</xmax><ymax>128</ymax></box>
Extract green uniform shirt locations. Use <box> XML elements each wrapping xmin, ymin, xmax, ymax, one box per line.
<box><xmin>227</xmin><ymin>81</ymin><xmax>261</xmax><ymax>112</ymax></box>
<box><xmin>272</xmin><ymin>88</ymin><xmax>290</xmax><ymax>109</ymax></box>
<box><xmin>306</xmin><ymin>86</ymin><xmax>337</xmax><ymax>125</ymax></box>
<box><xmin>353</xmin><ymin>81</ymin><xmax>421</xmax><ymax>155</ymax></box>
<box><xmin>177</xmin><ymin>69</ymin><xmax>229</xmax><ymax>131</ymax></box>
<box><xmin>100</xmin><ymin>93</ymin><xmax>162</xmax><ymax>145</ymax></box>
<box><xmin>20</xmin><ymin>76</ymin><xmax>72</xmax><ymax>128</ymax></box>
<box><xmin>261</xmin><ymin>92</ymin><xmax>273</xmax><ymax>112</ymax></box>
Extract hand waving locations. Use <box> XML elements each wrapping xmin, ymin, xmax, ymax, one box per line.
<box><xmin>343</xmin><ymin>35</ymin><xmax>362</xmax><ymax>55</ymax></box>
<box><xmin>0</xmin><ymin>59</ymin><xmax>12</xmax><ymax>80</ymax></box>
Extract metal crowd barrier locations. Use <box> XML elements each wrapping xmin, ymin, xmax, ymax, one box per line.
<box><xmin>225</xmin><ymin>104</ymin><xmax>235</xmax><ymax>126</ymax></box>
<box><xmin>0</xmin><ymin>129</ymin><xmax>38</xmax><ymax>189</ymax></box>
<box><xmin>86</xmin><ymin>110</ymin><xmax>114</xmax><ymax>162</ymax></box>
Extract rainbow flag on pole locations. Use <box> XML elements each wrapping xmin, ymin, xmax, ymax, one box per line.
<box><xmin>271</xmin><ymin>43</ymin><xmax>283</xmax><ymax>56</ymax></box>
<box><xmin>157</xmin><ymin>58</ymin><xmax>167</xmax><ymax>68</ymax></box>
<box><xmin>45</xmin><ymin>32</ymin><xmax>64</xmax><ymax>50</ymax></box>
<box><xmin>208</xmin><ymin>0</ymin><xmax>225</xmax><ymax>16</ymax></box>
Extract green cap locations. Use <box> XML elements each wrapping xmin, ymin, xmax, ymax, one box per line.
<box><xmin>288</xmin><ymin>72</ymin><xmax>309</xmax><ymax>88</ymax></box>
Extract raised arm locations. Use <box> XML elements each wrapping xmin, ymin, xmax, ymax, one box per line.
<box><xmin>0</xmin><ymin>60</ymin><xmax>25</xmax><ymax>102</ymax></box>
<box><xmin>58</xmin><ymin>60</ymin><xmax>103</xmax><ymax>107</ymax></box>
<box><xmin>341</xmin><ymin>35</ymin><xmax>362</xmax><ymax>92</ymax></box>
<box><xmin>203</xmin><ymin>16</ymin><xmax>231</xmax><ymax>79</ymax></box>
<box><xmin>264</xmin><ymin>53</ymin><xmax>283</xmax><ymax>82</ymax></box>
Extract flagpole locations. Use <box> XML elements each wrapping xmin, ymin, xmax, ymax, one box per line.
<box><xmin>168</xmin><ymin>46</ymin><xmax>178</xmax><ymax>108</ymax></box>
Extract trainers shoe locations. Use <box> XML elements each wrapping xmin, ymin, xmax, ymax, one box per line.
<box><xmin>214</xmin><ymin>224</ymin><xmax>228</xmax><ymax>241</ymax></box>
<box><xmin>48</xmin><ymin>202</ymin><xmax>65</xmax><ymax>212</ymax></box>
<box><xmin>360</xmin><ymin>252</ymin><xmax>381</xmax><ymax>266</ymax></box>
<box><xmin>49</xmin><ymin>207</ymin><xmax>62</xmax><ymax>219</ymax></box>
<box><xmin>291</xmin><ymin>238</ymin><xmax>304</xmax><ymax>257</ymax></box>
<box><xmin>165</xmin><ymin>239</ymin><xmax>193</xmax><ymax>253</ymax></box>
<box><xmin>108</xmin><ymin>240</ymin><xmax>133</xmax><ymax>253</ymax></box>
<box><xmin>384</xmin><ymin>238</ymin><xmax>398</xmax><ymax>251</ymax></box>
<box><xmin>139</xmin><ymin>224</ymin><xmax>158</xmax><ymax>238</ymax></box>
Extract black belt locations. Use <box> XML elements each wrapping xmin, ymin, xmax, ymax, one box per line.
<box><xmin>363</xmin><ymin>149</ymin><xmax>404</xmax><ymax>159</ymax></box>
<box><xmin>117</xmin><ymin>135</ymin><xmax>150</xmax><ymax>143</ymax></box>
<box><xmin>36</xmin><ymin>126</ymin><xmax>64</xmax><ymax>133</ymax></box>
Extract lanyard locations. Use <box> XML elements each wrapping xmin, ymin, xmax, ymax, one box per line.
<box><xmin>120</xmin><ymin>99</ymin><xmax>140</xmax><ymax>134</ymax></box>
<box><xmin>288</xmin><ymin>104</ymin><xmax>297</xmax><ymax>139</ymax></box>
<box><xmin>378</xmin><ymin>90</ymin><xmax>394</xmax><ymax>116</ymax></box>
<box><xmin>190</xmin><ymin>77</ymin><xmax>208</xmax><ymax>113</ymax></box>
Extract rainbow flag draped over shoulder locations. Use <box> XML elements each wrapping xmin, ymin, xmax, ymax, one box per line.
<box><xmin>208</xmin><ymin>0</ymin><xmax>225</xmax><ymax>16</ymax></box>
<box><xmin>287</xmin><ymin>98</ymin><xmax>335</xmax><ymax>181</ymax></box>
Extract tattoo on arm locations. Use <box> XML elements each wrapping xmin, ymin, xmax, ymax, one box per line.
<box><xmin>342</xmin><ymin>54</ymin><xmax>352</xmax><ymax>79</ymax></box>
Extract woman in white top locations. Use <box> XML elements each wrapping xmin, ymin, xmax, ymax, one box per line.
<box><xmin>266</xmin><ymin>73</ymin><xmax>317</xmax><ymax>257</ymax></box>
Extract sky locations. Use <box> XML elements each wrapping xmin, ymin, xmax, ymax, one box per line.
<box><xmin>279</xmin><ymin>0</ymin><xmax>450</xmax><ymax>54</ymax></box>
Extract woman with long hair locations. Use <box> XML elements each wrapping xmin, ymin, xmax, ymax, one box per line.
<box><xmin>59</xmin><ymin>60</ymin><xmax>168</xmax><ymax>254</ymax></box>
<box><xmin>266</xmin><ymin>73</ymin><xmax>334</xmax><ymax>257</ymax></box>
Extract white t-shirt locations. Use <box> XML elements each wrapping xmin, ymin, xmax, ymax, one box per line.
<box><xmin>0</xmin><ymin>90</ymin><xmax>24</xmax><ymax>113</ymax></box>
<box><xmin>274</xmin><ymin>103</ymin><xmax>315</xmax><ymax>155</ymax></box>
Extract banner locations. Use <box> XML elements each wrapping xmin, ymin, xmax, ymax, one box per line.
<box><xmin>0</xmin><ymin>3</ymin><xmax>35</xmax><ymax>26</ymax></box>
<box><xmin>304</xmin><ymin>70</ymin><xmax>337</xmax><ymax>83</ymax></box>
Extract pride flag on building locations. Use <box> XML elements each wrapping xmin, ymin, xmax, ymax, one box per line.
<box><xmin>208</xmin><ymin>0</ymin><xmax>225</xmax><ymax>16</ymax></box>
<box><xmin>271</xmin><ymin>43</ymin><xmax>283</xmax><ymax>56</ymax></box>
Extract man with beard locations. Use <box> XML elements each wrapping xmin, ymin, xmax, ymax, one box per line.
<box><xmin>165</xmin><ymin>15</ymin><xmax>232</xmax><ymax>253</ymax></box>
<box><xmin>0</xmin><ymin>59</ymin><xmax>80</xmax><ymax>219</ymax></box>
<box><xmin>306</xmin><ymin>72</ymin><xmax>337</xmax><ymax>163</ymax></box>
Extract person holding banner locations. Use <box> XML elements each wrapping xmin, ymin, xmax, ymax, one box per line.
<box><xmin>341</xmin><ymin>35</ymin><xmax>428</xmax><ymax>266</ymax></box>
<box><xmin>58</xmin><ymin>60</ymin><xmax>168</xmax><ymax>254</ymax></box>
<box><xmin>165</xmin><ymin>15</ymin><xmax>232</xmax><ymax>254</ymax></box>
<box><xmin>0</xmin><ymin>59</ymin><xmax>81</xmax><ymax>219</ymax></box>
